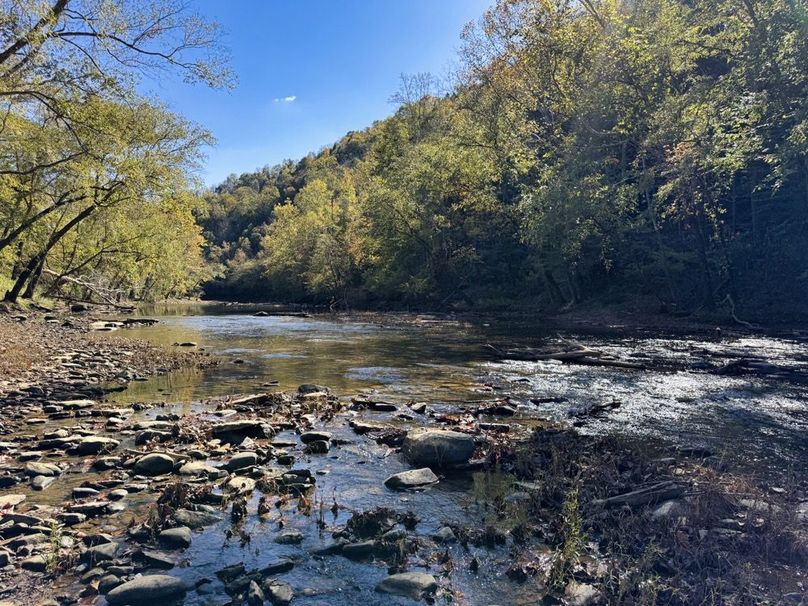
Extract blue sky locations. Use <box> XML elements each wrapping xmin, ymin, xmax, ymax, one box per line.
<box><xmin>146</xmin><ymin>1</ymin><xmax>492</xmax><ymax>186</ymax></box>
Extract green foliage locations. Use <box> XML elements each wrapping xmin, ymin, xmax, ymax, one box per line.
<box><xmin>201</xmin><ymin>0</ymin><xmax>808</xmax><ymax>319</ymax></box>
<box><xmin>0</xmin><ymin>0</ymin><xmax>227</xmax><ymax>303</ymax></box>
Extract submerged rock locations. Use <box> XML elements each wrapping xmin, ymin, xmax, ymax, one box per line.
<box><xmin>384</xmin><ymin>468</ymin><xmax>439</xmax><ymax>490</ymax></box>
<box><xmin>402</xmin><ymin>430</ymin><xmax>475</xmax><ymax>467</ymax></box>
<box><xmin>106</xmin><ymin>574</ymin><xmax>187</xmax><ymax>604</ymax></box>
<box><xmin>173</xmin><ymin>508</ymin><xmax>220</xmax><ymax>528</ymax></box>
<box><xmin>375</xmin><ymin>572</ymin><xmax>437</xmax><ymax>600</ymax></box>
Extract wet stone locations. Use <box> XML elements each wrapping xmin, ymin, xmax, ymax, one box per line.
<box><xmin>384</xmin><ymin>468</ymin><xmax>439</xmax><ymax>490</ymax></box>
<box><xmin>274</xmin><ymin>531</ymin><xmax>304</xmax><ymax>544</ymax></box>
<box><xmin>106</xmin><ymin>574</ymin><xmax>187</xmax><ymax>604</ymax></box>
<box><xmin>25</xmin><ymin>461</ymin><xmax>61</xmax><ymax>477</ymax></box>
<box><xmin>224</xmin><ymin>451</ymin><xmax>258</xmax><ymax>471</ymax></box>
<box><xmin>31</xmin><ymin>475</ymin><xmax>56</xmax><ymax>491</ymax></box>
<box><xmin>402</xmin><ymin>430</ymin><xmax>476</xmax><ymax>468</ymax></box>
<box><xmin>375</xmin><ymin>572</ymin><xmax>438</xmax><ymax>600</ymax></box>
<box><xmin>173</xmin><ymin>508</ymin><xmax>220</xmax><ymax>528</ymax></box>
<box><xmin>265</xmin><ymin>579</ymin><xmax>294</xmax><ymax>605</ymax></box>
<box><xmin>300</xmin><ymin>431</ymin><xmax>332</xmax><ymax>444</ymax></box>
<box><xmin>158</xmin><ymin>526</ymin><xmax>192</xmax><ymax>549</ymax></box>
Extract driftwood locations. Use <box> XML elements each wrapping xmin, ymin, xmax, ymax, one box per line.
<box><xmin>44</xmin><ymin>269</ymin><xmax>133</xmax><ymax>310</ymax></box>
<box><xmin>484</xmin><ymin>343</ymin><xmax>647</xmax><ymax>370</ymax></box>
<box><xmin>570</xmin><ymin>399</ymin><xmax>621</xmax><ymax>417</ymax></box>
<box><xmin>591</xmin><ymin>481</ymin><xmax>685</xmax><ymax>508</ymax></box>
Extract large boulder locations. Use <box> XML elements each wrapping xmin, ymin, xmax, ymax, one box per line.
<box><xmin>106</xmin><ymin>574</ymin><xmax>186</xmax><ymax>604</ymax></box>
<box><xmin>401</xmin><ymin>430</ymin><xmax>475</xmax><ymax>468</ymax></box>
<box><xmin>133</xmin><ymin>453</ymin><xmax>175</xmax><ymax>476</ymax></box>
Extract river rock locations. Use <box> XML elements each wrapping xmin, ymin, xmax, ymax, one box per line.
<box><xmin>226</xmin><ymin>476</ymin><xmax>256</xmax><ymax>494</ymax></box>
<box><xmin>375</xmin><ymin>572</ymin><xmax>437</xmax><ymax>600</ymax></box>
<box><xmin>211</xmin><ymin>420</ymin><xmax>272</xmax><ymax>443</ymax></box>
<box><xmin>173</xmin><ymin>508</ymin><xmax>220</xmax><ymax>528</ymax></box>
<box><xmin>402</xmin><ymin>430</ymin><xmax>475</xmax><ymax>467</ymax></box>
<box><xmin>133</xmin><ymin>453</ymin><xmax>175</xmax><ymax>476</ymax></box>
<box><xmin>274</xmin><ymin>531</ymin><xmax>304</xmax><ymax>544</ymax></box>
<box><xmin>300</xmin><ymin>431</ymin><xmax>331</xmax><ymax>444</ymax></box>
<box><xmin>384</xmin><ymin>468</ymin><xmax>439</xmax><ymax>490</ymax></box>
<box><xmin>0</xmin><ymin>494</ymin><xmax>26</xmax><ymax>508</ymax></box>
<box><xmin>265</xmin><ymin>579</ymin><xmax>294</xmax><ymax>605</ymax></box>
<box><xmin>564</xmin><ymin>581</ymin><xmax>602</xmax><ymax>605</ymax></box>
<box><xmin>25</xmin><ymin>461</ymin><xmax>61</xmax><ymax>477</ymax></box>
<box><xmin>178</xmin><ymin>461</ymin><xmax>219</xmax><ymax>477</ymax></box>
<box><xmin>98</xmin><ymin>574</ymin><xmax>123</xmax><ymax>594</ymax></box>
<box><xmin>76</xmin><ymin>436</ymin><xmax>120</xmax><ymax>455</ymax></box>
<box><xmin>225</xmin><ymin>451</ymin><xmax>258</xmax><ymax>471</ymax></box>
<box><xmin>85</xmin><ymin>542</ymin><xmax>118</xmax><ymax>563</ymax></box>
<box><xmin>32</xmin><ymin>475</ymin><xmax>56</xmax><ymax>490</ymax></box>
<box><xmin>247</xmin><ymin>580</ymin><xmax>265</xmax><ymax>606</ymax></box>
<box><xmin>20</xmin><ymin>555</ymin><xmax>47</xmax><ymax>572</ymax></box>
<box><xmin>158</xmin><ymin>526</ymin><xmax>192</xmax><ymax>549</ymax></box>
<box><xmin>106</xmin><ymin>574</ymin><xmax>187</xmax><ymax>604</ymax></box>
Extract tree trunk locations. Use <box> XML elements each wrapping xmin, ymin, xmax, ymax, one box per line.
<box><xmin>4</xmin><ymin>204</ymin><xmax>95</xmax><ymax>302</ymax></box>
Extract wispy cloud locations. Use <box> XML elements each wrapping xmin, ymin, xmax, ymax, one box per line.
<box><xmin>274</xmin><ymin>95</ymin><xmax>297</xmax><ymax>103</ymax></box>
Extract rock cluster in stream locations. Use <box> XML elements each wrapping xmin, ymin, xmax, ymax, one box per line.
<box><xmin>0</xmin><ymin>378</ymin><xmax>513</xmax><ymax>605</ymax></box>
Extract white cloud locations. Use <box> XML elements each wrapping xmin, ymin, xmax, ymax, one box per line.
<box><xmin>274</xmin><ymin>95</ymin><xmax>297</xmax><ymax>103</ymax></box>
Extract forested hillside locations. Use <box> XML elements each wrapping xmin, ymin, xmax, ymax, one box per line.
<box><xmin>200</xmin><ymin>0</ymin><xmax>807</xmax><ymax>321</ymax></box>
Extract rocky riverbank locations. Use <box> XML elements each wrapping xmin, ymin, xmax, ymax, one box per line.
<box><xmin>0</xmin><ymin>310</ymin><xmax>805</xmax><ymax>605</ymax></box>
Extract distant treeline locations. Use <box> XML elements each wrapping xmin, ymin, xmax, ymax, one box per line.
<box><xmin>200</xmin><ymin>0</ymin><xmax>807</xmax><ymax>320</ymax></box>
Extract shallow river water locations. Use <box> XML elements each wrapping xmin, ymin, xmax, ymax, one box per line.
<box><xmin>8</xmin><ymin>304</ymin><xmax>808</xmax><ymax>605</ymax></box>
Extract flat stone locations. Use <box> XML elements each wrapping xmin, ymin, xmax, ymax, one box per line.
<box><xmin>106</xmin><ymin>574</ymin><xmax>187</xmax><ymax>604</ymax></box>
<box><xmin>75</xmin><ymin>436</ymin><xmax>120</xmax><ymax>455</ymax></box>
<box><xmin>375</xmin><ymin>572</ymin><xmax>438</xmax><ymax>600</ymax></box>
<box><xmin>72</xmin><ymin>487</ymin><xmax>100</xmax><ymax>499</ymax></box>
<box><xmin>211</xmin><ymin>420</ymin><xmax>272</xmax><ymax>443</ymax></box>
<box><xmin>0</xmin><ymin>494</ymin><xmax>25</xmax><ymax>508</ymax></box>
<box><xmin>178</xmin><ymin>461</ymin><xmax>219</xmax><ymax>477</ymax></box>
<box><xmin>32</xmin><ymin>475</ymin><xmax>56</xmax><ymax>490</ymax></box>
<box><xmin>173</xmin><ymin>509</ymin><xmax>220</xmax><ymax>528</ymax></box>
<box><xmin>225</xmin><ymin>451</ymin><xmax>258</xmax><ymax>471</ymax></box>
<box><xmin>139</xmin><ymin>549</ymin><xmax>175</xmax><ymax>569</ymax></box>
<box><xmin>384</xmin><ymin>468</ymin><xmax>439</xmax><ymax>490</ymax></box>
<box><xmin>300</xmin><ymin>431</ymin><xmax>331</xmax><ymax>444</ymax></box>
<box><xmin>20</xmin><ymin>555</ymin><xmax>47</xmax><ymax>572</ymax></box>
<box><xmin>25</xmin><ymin>461</ymin><xmax>61</xmax><ymax>477</ymax></box>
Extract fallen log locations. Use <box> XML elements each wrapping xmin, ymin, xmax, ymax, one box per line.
<box><xmin>591</xmin><ymin>481</ymin><xmax>685</xmax><ymax>508</ymax></box>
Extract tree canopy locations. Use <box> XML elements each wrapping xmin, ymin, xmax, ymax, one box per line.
<box><xmin>199</xmin><ymin>0</ymin><xmax>808</xmax><ymax>320</ymax></box>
